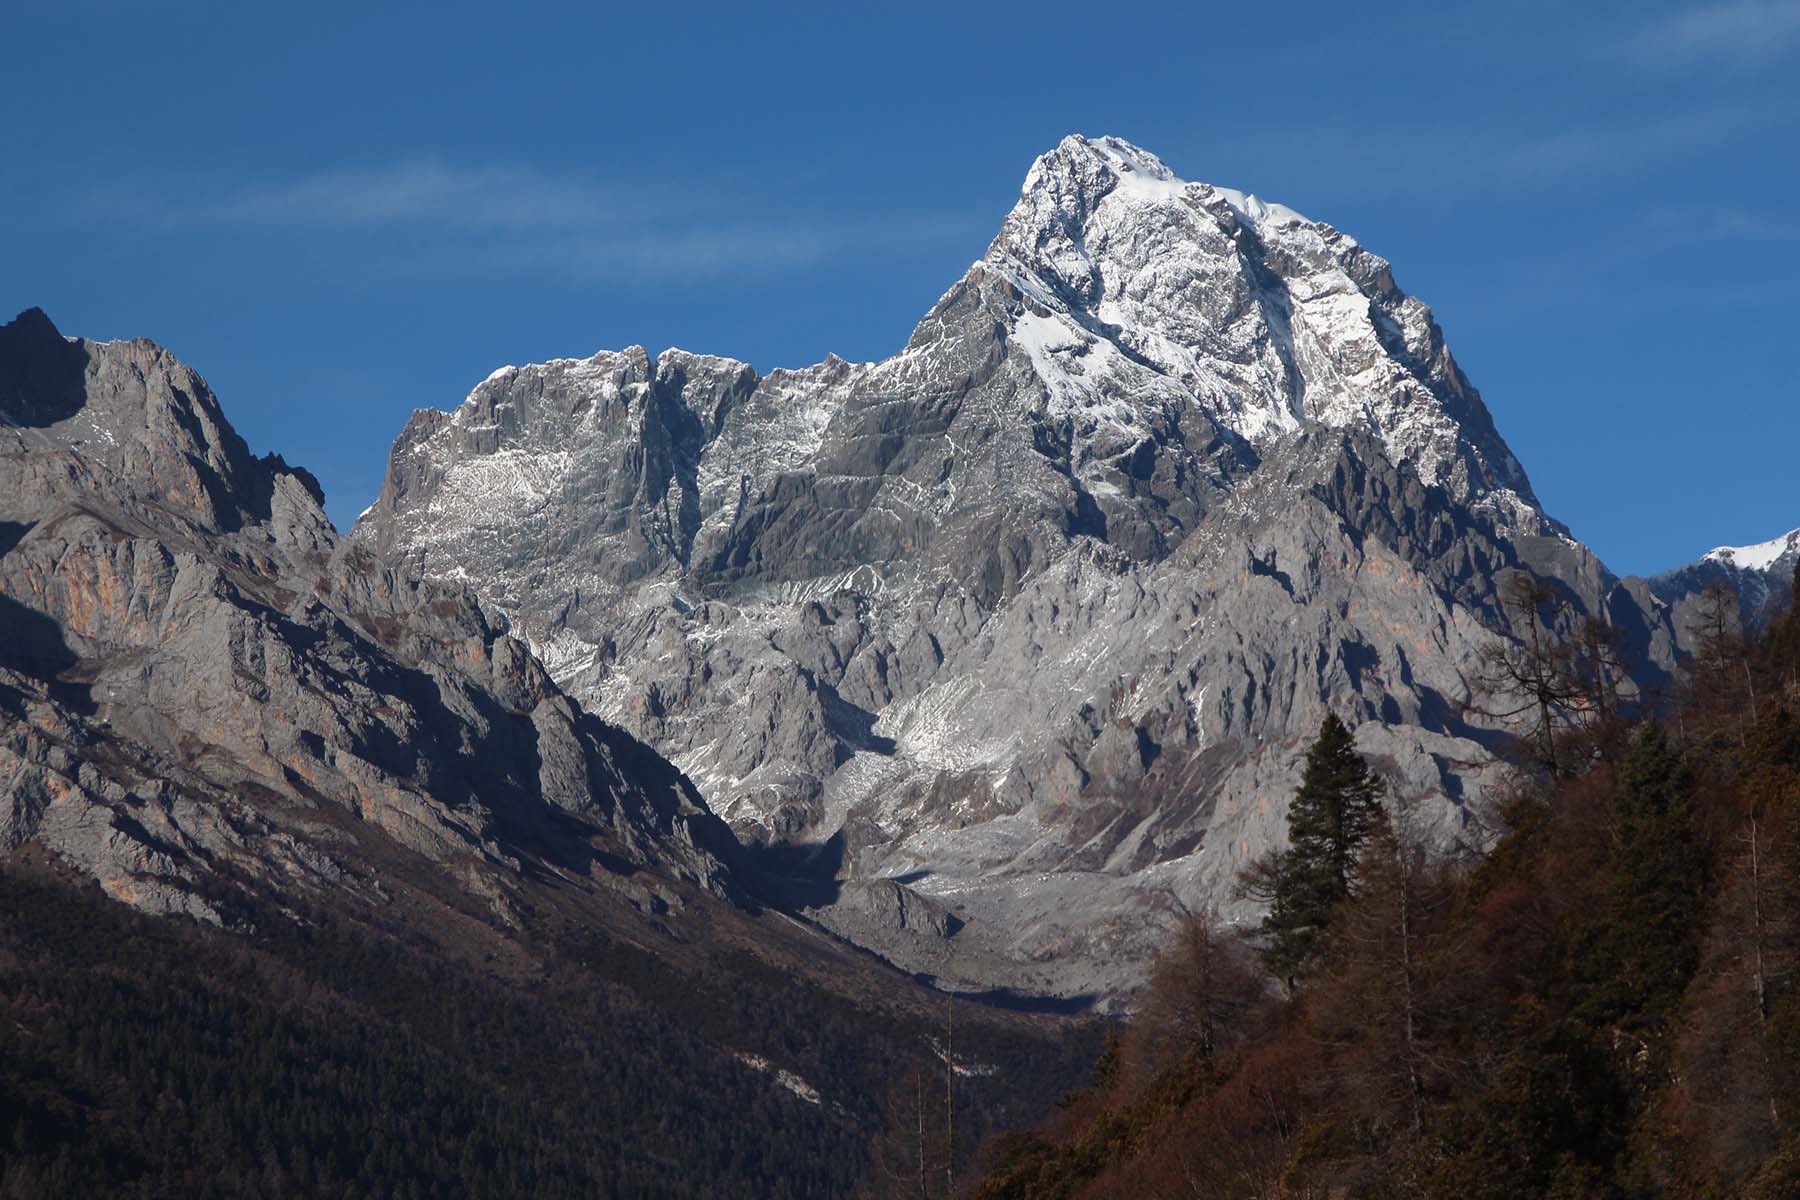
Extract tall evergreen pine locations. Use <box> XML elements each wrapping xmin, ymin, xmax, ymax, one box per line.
<box><xmin>1259</xmin><ymin>712</ymin><xmax>1387</xmax><ymax>989</ymax></box>
<box><xmin>1576</xmin><ymin>720</ymin><xmax>1706</xmax><ymax>1026</ymax></box>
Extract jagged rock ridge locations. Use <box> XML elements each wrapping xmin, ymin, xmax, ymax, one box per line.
<box><xmin>0</xmin><ymin>307</ymin><xmax>737</xmax><ymax>927</ymax></box>
<box><xmin>355</xmin><ymin>135</ymin><xmax>1776</xmax><ymax>999</ymax></box>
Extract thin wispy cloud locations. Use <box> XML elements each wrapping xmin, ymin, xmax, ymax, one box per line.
<box><xmin>1237</xmin><ymin>100</ymin><xmax>1784</xmax><ymax>202</ymax></box>
<box><xmin>1625</xmin><ymin>0</ymin><xmax>1800</xmax><ymax>64</ymax></box>
<box><xmin>1484</xmin><ymin>104</ymin><xmax>1771</xmax><ymax>181</ymax></box>
<box><xmin>1702</xmin><ymin>209</ymin><xmax>1800</xmax><ymax>239</ymax></box>
<box><xmin>172</xmin><ymin>162</ymin><xmax>653</xmax><ymax>232</ymax></box>
<box><xmin>69</xmin><ymin>160</ymin><xmax>981</xmax><ymax>282</ymax></box>
<box><xmin>1615</xmin><ymin>202</ymin><xmax>1800</xmax><ymax>247</ymax></box>
<box><xmin>489</xmin><ymin>215</ymin><xmax>985</xmax><ymax>280</ymax></box>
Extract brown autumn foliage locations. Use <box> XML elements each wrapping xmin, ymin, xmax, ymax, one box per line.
<box><xmin>968</xmin><ymin>562</ymin><xmax>1800</xmax><ymax>1200</ymax></box>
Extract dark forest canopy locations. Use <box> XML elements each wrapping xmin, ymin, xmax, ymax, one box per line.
<box><xmin>0</xmin><ymin>859</ymin><xmax>1096</xmax><ymax>1200</ymax></box>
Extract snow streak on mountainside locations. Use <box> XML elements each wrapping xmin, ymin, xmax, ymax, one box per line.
<box><xmin>356</xmin><ymin>135</ymin><xmax>1752</xmax><ymax>1000</ymax></box>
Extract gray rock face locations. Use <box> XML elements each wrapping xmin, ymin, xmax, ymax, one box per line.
<box><xmin>355</xmin><ymin>136</ymin><xmax>1785</xmax><ymax>1000</ymax></box>
<box><xmin>0</xmin><ymin>308</ymin><xmax>737</xmax><ymax>927</ymax></box>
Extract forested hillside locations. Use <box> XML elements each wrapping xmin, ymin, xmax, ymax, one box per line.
<box><xmin>0</xmin><ymin>855</ymin><xmax>1095</xmax><ymax>1200</ymax></box>
<box><xmin>966</xmin><ymin>567</ymin><xmax>1800</xmax><ymax>1199</ymax></box>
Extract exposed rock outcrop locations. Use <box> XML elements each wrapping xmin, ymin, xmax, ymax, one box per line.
<box><xmin>0</xmin><ymin>308</ymin><xmax>738</xmax><ymax>927</ymax></box>
<box><xmin>352</xmin><ymin>137</ymin><xmax>1785</xmax><ymax>999</ymax></box>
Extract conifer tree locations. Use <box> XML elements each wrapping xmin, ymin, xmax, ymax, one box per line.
<box><xmin>1760</xmin><ymin>560</ymin><xmax>1800</xmax><ymax>704</ymax></box>
<box><xmin>1246</xmin><ymin>713</ymin><xmax>1387</xmax><ymax>990</ymax></box>
<box><xmin>1579</xmin><ymin>721</ymin><xmax>1706</xmax><ymax>1026</ymax></box>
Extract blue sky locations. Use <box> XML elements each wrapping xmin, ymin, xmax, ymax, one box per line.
<box><xmin>2</xmin><ymin>0</ymin><xmax>1795</xmax><ymax>575</ymax></box>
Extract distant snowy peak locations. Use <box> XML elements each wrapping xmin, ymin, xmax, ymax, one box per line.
<box><xmin>977</xmin><ymin>133</ymin><xmax>1546</xmax><ymax>534</ymax></box>
<box><xmin>1702</xmin><ymin>528</ymin><xmax>1800</xmax><ymax>575</ymax></box>
<box><xmin>1649</xmin><ymin>525</ymin><xmax>1798</xmax><ymax>637</ymax></box>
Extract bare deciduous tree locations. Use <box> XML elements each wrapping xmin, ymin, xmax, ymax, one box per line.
<box><xmin>1467</xmin><ymin>572</ymin><xmax>1617</xmax><ymax>776</ymax></box>
<box><xmin>1126</xmin><ymin>909</ymin><xmax>1263</xmax><ymax>1086</ymax></box>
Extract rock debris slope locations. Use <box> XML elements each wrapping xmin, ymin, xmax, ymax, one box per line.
<box><xmin>0</xmin><ymin>307</ymin><xmax>737</xmax><ymax>927</ymax></box>
<box><xmin>356</xmin><ymin>135</ymin><xmax>1774</xmax><ymax>999</ymax></box>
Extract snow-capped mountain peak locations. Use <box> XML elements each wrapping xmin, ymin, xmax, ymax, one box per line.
<box><xmin>1702</xmin><ymin>528</ymin><xmax>1800</xmax><ymax>573</ymax></box>
<box><xmin>1647</xmin><ymin>526</ymin><xmax>1798</xmax><ymax>640</ymax></box>
<box><xmin>979</xmin><ymin>133</ymin><xmax>1544</xmax><ymax>534</ymax></box>
<box><xmin>1022</xmin><ymin>134</ymin><xmax>1314</xmax><ymax>230</ymax></box>
<box><xmin>358</xmin><ymin>133</ymin><xmax>1668</xmax><ymax>998</ymax></box>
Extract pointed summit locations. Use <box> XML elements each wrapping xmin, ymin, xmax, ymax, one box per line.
<box><xmin>1019</xmin><ymin>134</ymin><xmax>1185</xmax><ymax>205</ymax></box>
<box><xmin>0</xmin><ymin>306</ymin><xmax>86</xmax><ymax>427</ymax></box>
<box><xmin>355</xmin><ymin>132</ymin><xmax>1714</xmax><ymax>999</ymax></box>
<box><xmin>4</xmin><ymin>305</ymin><xmax>62</xmax><ymax>338</ymax></box>
<box><xmin>1016</xmin><ymin>134</ymin><xmax>1311</xmax><ymax>230</ymax></box>
<box><xmin>976</xmin><ymin>134</ymin><xmax>1543</xmax><ymax>528</ymax></box>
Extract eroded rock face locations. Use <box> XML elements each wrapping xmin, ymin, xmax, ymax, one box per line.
<box><xmin>355</xmin><ymin>136</ymin><xmax>1779</xmax><ymax>1000</ymax></box>
<box><xmin>0</xmin><ymin>308</ymin><xmax>737</xmax><ymax>927</ymax></box>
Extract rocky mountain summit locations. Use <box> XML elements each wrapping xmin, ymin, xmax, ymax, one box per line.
<box><xmin>356</xmin><ymin>134</ymin><xmax>1779</xmax><ymax>1000</ymax></box>
<box><xmin>0</xmin><ymin>307</ymin><xmax>738</xmax><ymax>928</ymax></box>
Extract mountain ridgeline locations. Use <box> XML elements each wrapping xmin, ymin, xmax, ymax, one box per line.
<box><xmin>0</xmin><ymin>304</ymin><xmax>736</xmax><ymax>921</ymax></box>
<box><xmin>0</xmin><ymin>131</ymin><xmax>1793</xmax><ymax>1200</ymax></box>
<box><xmin>0</xmin><ymin>305</ymin><xmax>1098</xmax><ymax>1198</ymax></box>
<box><xmin>355</xmin><ymin>133</ymin><xmax>1794</xmax><ymax>1000</ymax></box>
